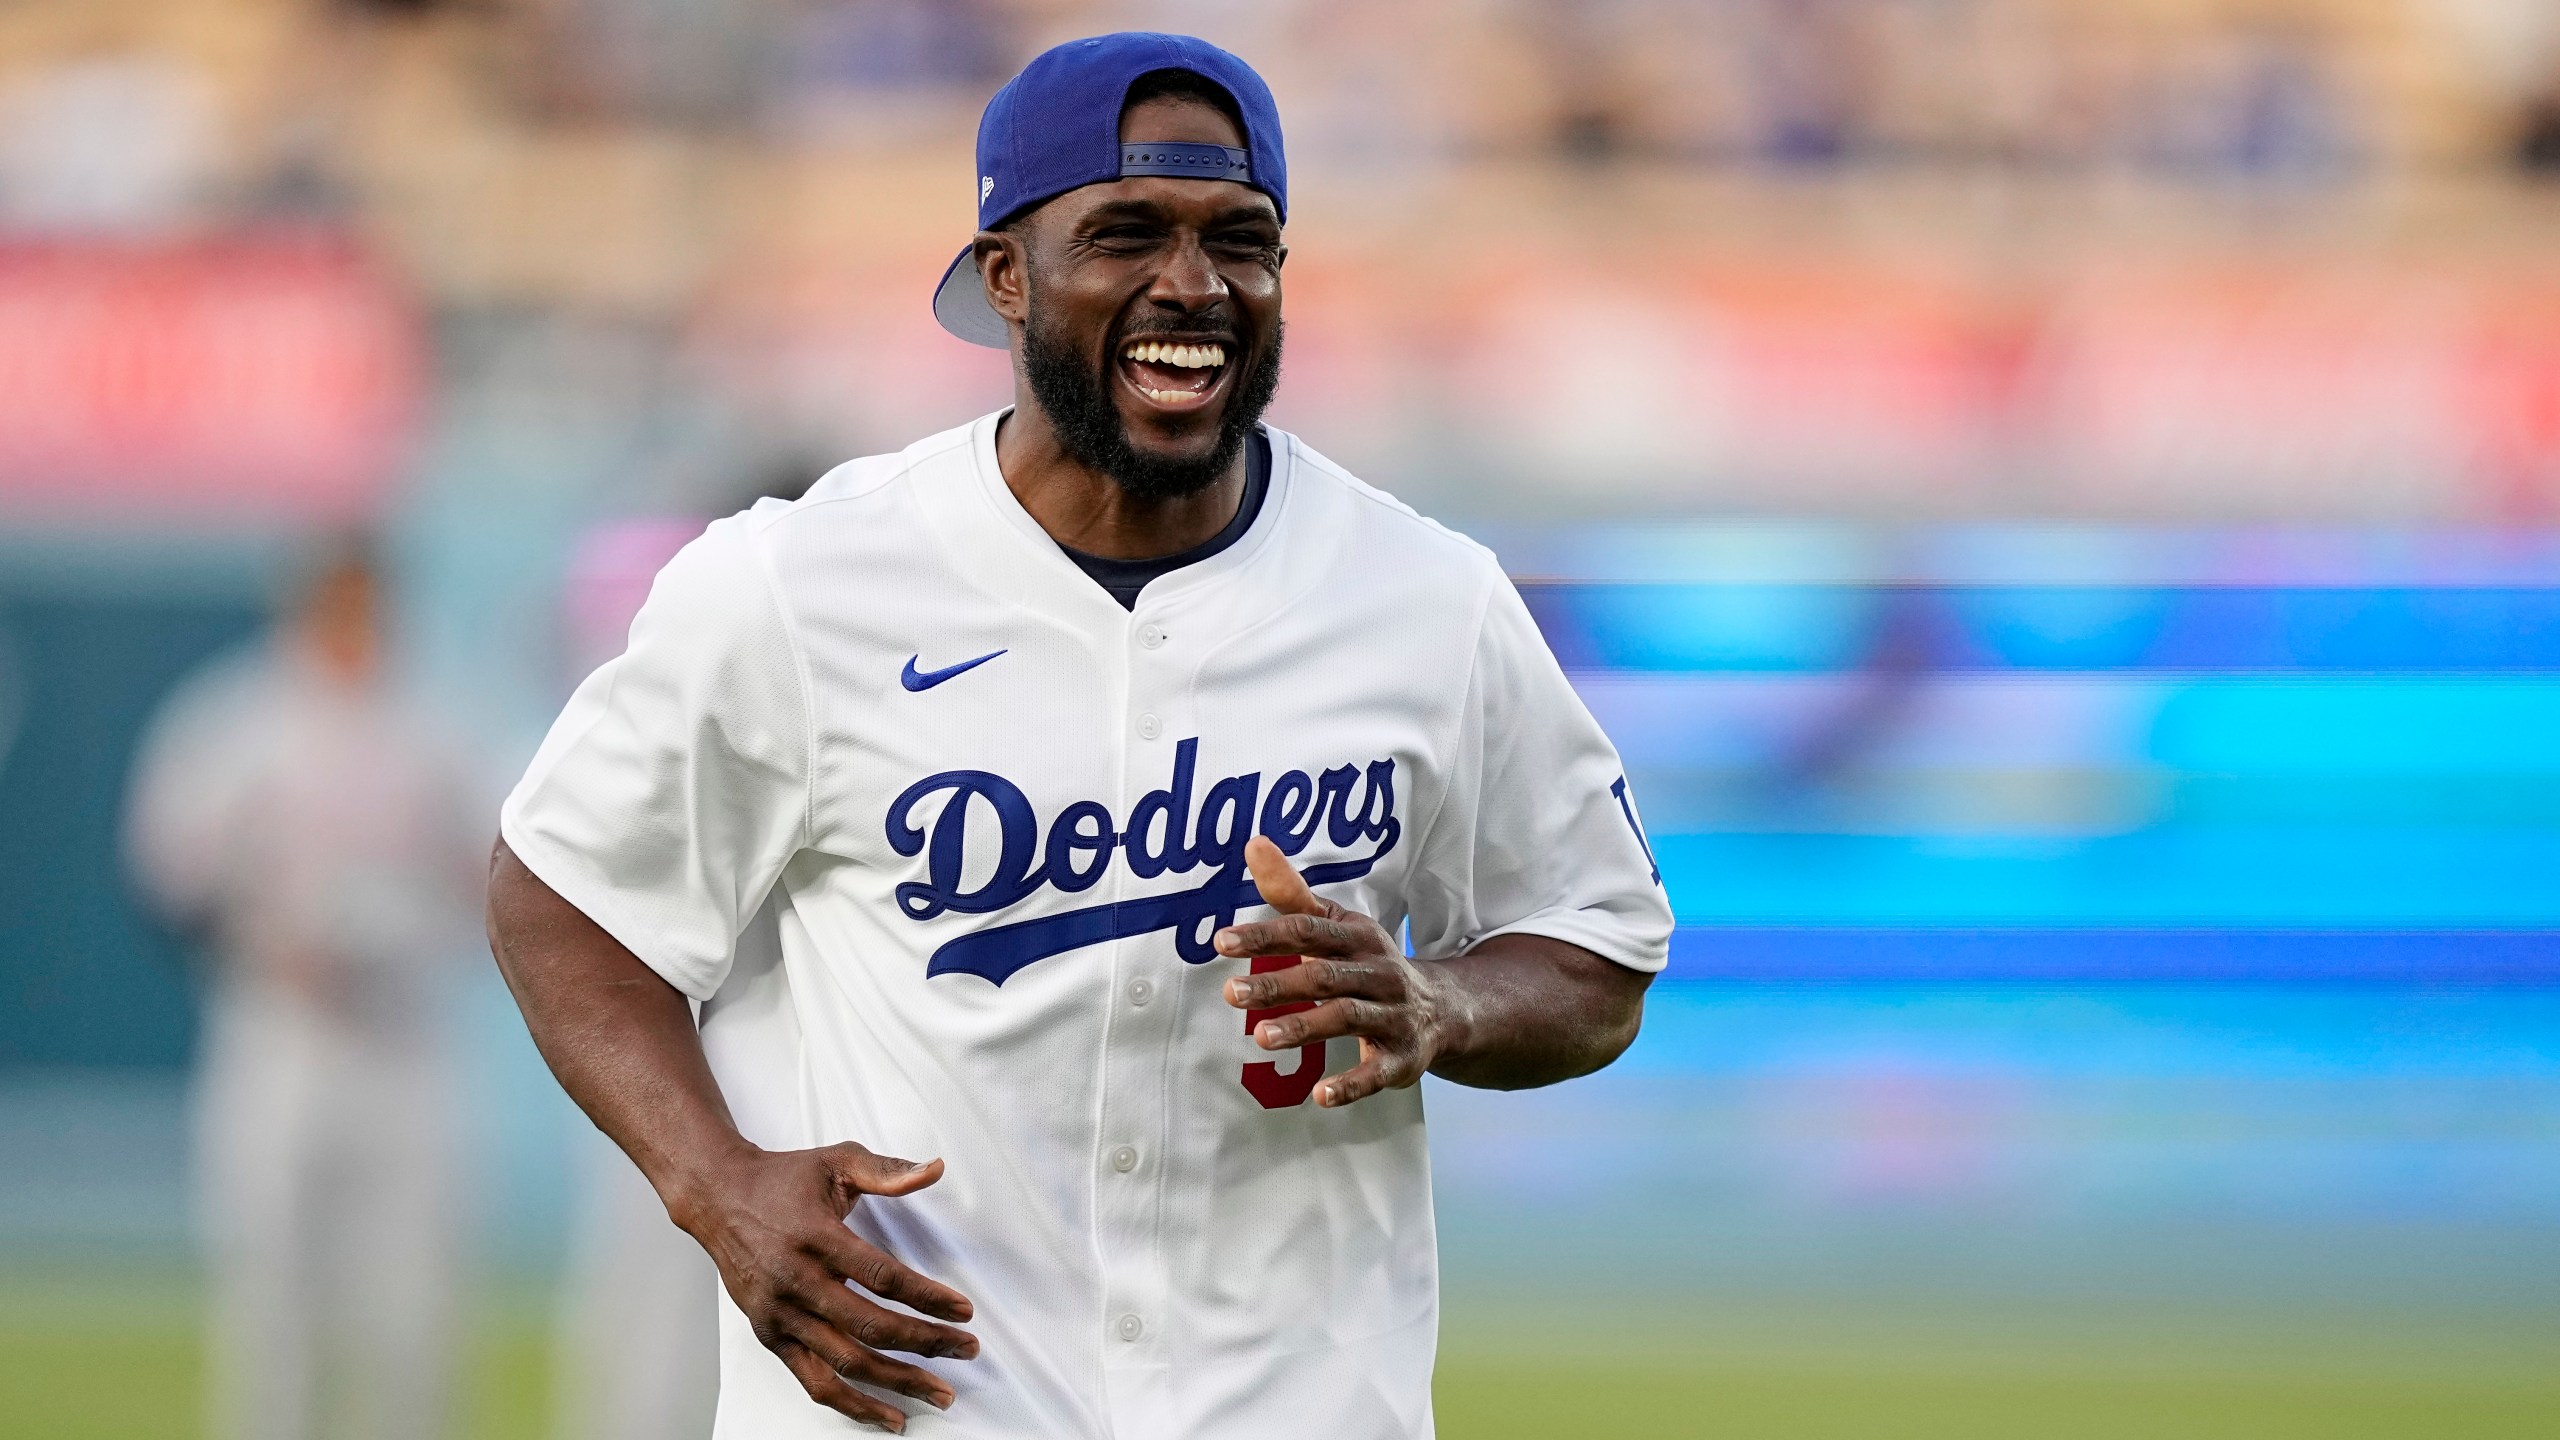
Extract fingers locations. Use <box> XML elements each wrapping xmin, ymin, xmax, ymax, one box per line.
<box><xmin>1215</xmin><ymin>839</ymin><xmax>1388</xmax><ymax>963</ymax></box>
<box><xmin>1312</xmin><ymin>1047</ymin><xmax>1423</xmax><ymax>1108</ymax></box>
<box><xmin>782</xmin><ymin>1306</ymin><xmax>958</xmax><ymax>1410</ymax></box>
<box><xmin>1246</xmin><ymin>998</ymin><xmax>1428</xmax><ymax>1107</ymax></box>
<box><xmin>1243</xmin><ymin>836</ymin><xmax>1323</xmax><ymax>915</ymax></box>
<box><xmin>1212</xmin><ymin>844</ymin><xmax>1432</xmax><ymax>1112</ymax></box>
<box><xmin>822</xmin><ymin>1143</ymin><xmax>946</xmax><ymax>1198</ymax></box>
<box><xmin>795</xmin><ymin>1276</ymin><xmax>979</xmax><ymax>1363</ymax></box>
<box><xmin>795</xmin><ymin>1248</ymin><xmax>979</xmax><ymax>1357</ymax></box>
<box><xmin>804</xmin><ymin>1145</ymin><xmax>972</xmax><ymax>1322</ymax></box>
<box><xmin>774</xmin><ymin>1336</ymin><xmax>924</xmax><ymax>1433</ymax></box>
<box><xmin>808</xmin><ymin>1225</ymin><xmax>977</xmax><ymax>1325</ymax></box>
<box><xmin>1215</xmin><ymin>911</ymin><xmax>1376</xmax><ymax>964</ymax></box>
<box><xmin>1222</xmin><ymin>952</ymin><xmax>1403</xmax><ymax>1011</ymax></box>
<box><xmin>1248</xmin><ymin>995</ymin><xmax>1393</xmax><ymax>1052</ymax></box>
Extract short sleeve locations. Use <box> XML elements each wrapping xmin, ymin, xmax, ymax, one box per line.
<box><xmin>1405</xmin><ymin>575</ymin><xmax>1673</xmax><ymax>972</ymax></box>
<box><xmin>501</xmin><ymin>516</ymin><xmax>810</xmax><ymax>1000</ymax></box>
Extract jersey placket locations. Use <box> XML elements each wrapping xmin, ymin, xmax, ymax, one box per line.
<box><xmin>1091</xmin><ymin>598</ymin><xmax>1186</xmax><ymax>1433</ymax></box>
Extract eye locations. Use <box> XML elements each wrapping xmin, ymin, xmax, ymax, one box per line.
<box><xmin>1210</xmin><ymin>229</ymin><xmax>1280</xmax><ymax>258</ymax></box>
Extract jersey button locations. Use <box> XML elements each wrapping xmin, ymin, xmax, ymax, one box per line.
<box><xmin>1127</xmin><ymin>978</ymin><xmax>1153</xmax><ymax>1007</ymax></box>
<box><xmin>1138</xmin><ymin>623</ymin><xmax>1167</xmax><ymax>649</ymax></box>
<box><xmin>1116</xmin><ymin>1313</ymin><xmax>1143</xmax><ymax>1343</ymax></box>
<box><xmin>1136</xmin><ymin>713</ymin><xmax>1162</xmax><ymax>740</ymax></box>
<box><xmin>1109</xmin><ymin>1145</ymin><xmax>1139</xmax><ymax>1173</ymax></box>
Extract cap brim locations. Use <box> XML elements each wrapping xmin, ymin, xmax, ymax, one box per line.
<box><xmin>933</xmin><ymin>246</ymin><xmax>1012</xmax><ymax>349</ymax></box>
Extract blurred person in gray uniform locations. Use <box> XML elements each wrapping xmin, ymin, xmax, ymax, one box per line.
<box><xmin>126</xmin><ymin>541</ymin><xmax>483</xmax><ymax>1440</ymax></box>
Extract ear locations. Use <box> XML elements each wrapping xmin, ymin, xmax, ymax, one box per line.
<box><xmin>974</xmin><ymin>231</ymin><xmax>1028</xmax><ymax>328</ymax></box>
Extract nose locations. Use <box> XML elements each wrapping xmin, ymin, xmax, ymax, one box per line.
<box><xmin>1144</xmin><ymin>228</ymin><xmax>1227</xmax><ymax>318</ymax></box>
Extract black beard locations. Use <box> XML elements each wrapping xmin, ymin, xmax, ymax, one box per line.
<box><xmin>1020</xmin><ymin>310</ymin><xmax>1283</xmax><ymax>502</ymax></box>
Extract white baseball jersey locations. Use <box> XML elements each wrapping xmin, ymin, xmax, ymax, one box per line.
<box><xmin>500</xmin><ymin>412</ymin><xmax>1672</xmax><ymax>1440</ymax></box>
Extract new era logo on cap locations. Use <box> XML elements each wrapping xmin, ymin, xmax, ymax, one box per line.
<box><xmin>931</xmin><ymin>32</ymin><xmax>1288</xmax><ymax>349</ymax></box>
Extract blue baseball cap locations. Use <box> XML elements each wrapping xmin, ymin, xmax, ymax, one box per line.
<box><xmin>931</xmin><ymin>32</ymin><xmax>1288</xmax><ymax>348</ymax></box>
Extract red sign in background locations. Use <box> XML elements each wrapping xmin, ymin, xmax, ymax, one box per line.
<box><xmin>0</xmin><ymin>235</ymin><xmax>422</xmax><ymax>522</ymax></box>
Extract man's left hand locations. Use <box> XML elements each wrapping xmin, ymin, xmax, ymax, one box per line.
<box><xmin>1215</xmin><ymin>836</ymin><xmax>1472</xmax><ymax>1108</ymax></box>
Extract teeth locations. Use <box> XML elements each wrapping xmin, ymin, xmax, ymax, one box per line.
<box><xmin>1122</xmin><ymin>341</ymin><xmax>1226</xmax><ymax>369</ymax></box>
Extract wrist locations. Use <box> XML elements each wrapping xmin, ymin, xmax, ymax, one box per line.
<box><xmin>650</xmin><ymin>1133</ymin><xmax>764</xmax><ymax>1238</ymax></box>
<box><xmin>1416</xmin><ymin>955</ymin><xmax>1479</xmax><ymax>1073</ymax></box>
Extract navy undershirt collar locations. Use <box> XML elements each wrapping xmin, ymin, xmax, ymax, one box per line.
<box><xmin>1060</xmin><ymin>429</ymin><xmax>1271</xmax><ymax>611</ymax></box>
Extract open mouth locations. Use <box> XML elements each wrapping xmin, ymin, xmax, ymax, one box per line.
<box><xmin>1117</xmin><ymin>338</ymin><xmax>1230</xmax><ymax>412</ymax></box>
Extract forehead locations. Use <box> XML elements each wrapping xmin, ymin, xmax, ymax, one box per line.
<box><xmin>1120</xmin><ymin>92</ymin><xmax>1247</xmax><ymax>149</ymax></box>
<box><xmin>1037</xmin><ymin>172</ymin><xmax>1277</xmax><ymax>232</ymax></box>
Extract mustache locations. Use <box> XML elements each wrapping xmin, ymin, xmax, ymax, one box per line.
<box><xmin>1113</xmin><ymin>314</ymin><xmax>1244</xmax><ymax>348</ymax></box>
<box><xmin>1022</xmin><ymin>309</ymin><xmax>1284</xmax><ymax>503</ymax></box>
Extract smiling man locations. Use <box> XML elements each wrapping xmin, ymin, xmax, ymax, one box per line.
<box><xmin>487</xmin><ymin>32</ymin><xmax>1672</xmax><ymax>1440</ymax></box>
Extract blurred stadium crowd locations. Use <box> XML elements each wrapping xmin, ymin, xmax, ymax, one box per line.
<box><xmin>20</xmin><ymin>0</ymin><xmax>2560</xmax><ymax>191</ymax></box>
<box><xmin>2</xmin><ymin>2</ymin><xmax>2558</xmax><ymax>1438</ymax></box>
<box><xmin>6</xmin><ymin>1</ymin><xmax>2560</xmax><ymax>523</ymax></box>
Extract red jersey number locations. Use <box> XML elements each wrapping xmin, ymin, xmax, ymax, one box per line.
<box><xmin>1241</xmin><ymin>954</ymin><xmax>1326</xmax><ymax>1109</ymax></box>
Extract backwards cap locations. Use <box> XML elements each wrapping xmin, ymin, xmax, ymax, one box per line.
<box><xmin>931</xmin><ymin>32</ymin><xmax>1288</xmax><ymax>348</ymax></box>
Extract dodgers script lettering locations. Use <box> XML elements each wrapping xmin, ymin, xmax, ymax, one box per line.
<box><xmin>887</xmin><ymin>738</ymin><xmax>1402</xmax><ymax>985</ymax></box>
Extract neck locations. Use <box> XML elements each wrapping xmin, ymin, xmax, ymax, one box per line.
<box><xmin>994</xmin><ymin>398</ymin><xmax>1246</xmax><ymax>562</ymax></box>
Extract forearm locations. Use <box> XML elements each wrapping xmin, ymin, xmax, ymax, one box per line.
<box><xmin>1425</xmin><ymin>932</ymin><xmax>1651</xmax><ymax>1090</ymax></box>
<box><xmin>488</xmin><ymin>841</ymin><xmax>977</xmax><ymax>1425</ymax></box>
<box><xmin>484</xmin><ymin>839</ymin><xmax>752</xmax><ymax>1227</ymax></box>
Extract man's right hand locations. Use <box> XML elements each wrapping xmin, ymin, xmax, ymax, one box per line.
<box><xmin>672</xmin><ymin>1140</ymin><xmax>979</xmax><ymax>1432</ymax></box>
<box><xmin>487</xmin><ymin>845</ymin><xmax>978</xmax><ymax>1432</ymax></box>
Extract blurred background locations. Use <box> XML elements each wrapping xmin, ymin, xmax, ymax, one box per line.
<box><xmin>3</xmin><ymin>0</ymin><xmax>2558</xmax><ymax>1436</ymax></box>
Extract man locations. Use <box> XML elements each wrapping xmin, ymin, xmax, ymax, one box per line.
<box><xmin>488</xmin><ymin>32</ymin><xmax>1672</xmax><ymax>1439</ymax></box>
<box><xmin>127</xmin><ymin>541</ymin><xmax>479</xmax><ymax>1440</ymax></box>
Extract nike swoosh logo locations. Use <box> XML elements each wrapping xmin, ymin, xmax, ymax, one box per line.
<box><xmin>901</xmin><ymin>649</ymin><xmax>1007</xmax><ymax>692</ymax></box>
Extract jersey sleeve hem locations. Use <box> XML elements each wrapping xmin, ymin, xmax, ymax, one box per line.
<box><xmin>498</xmin><ymin>809</ymin><xmax>728</xmax><ymax>1002</ymax></box>
<box><xmin>1470</xmin><ymin>908</ymin><xmax>1671</xmax><ymax>975</ymax></box>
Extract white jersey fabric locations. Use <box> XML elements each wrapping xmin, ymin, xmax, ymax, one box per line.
<box><xmin>501</xmin><ymin>412</ymin><xmax>1672</xmax><ymax>1440</ymax></box>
